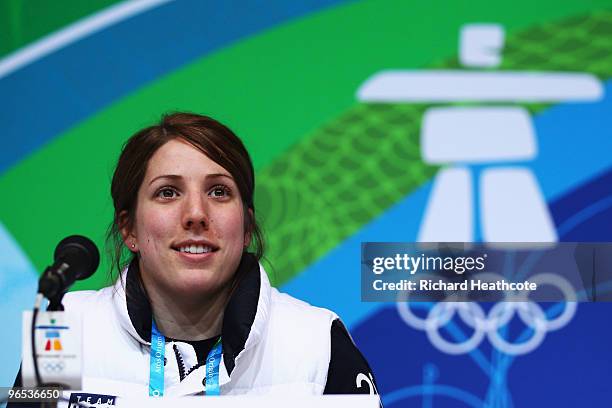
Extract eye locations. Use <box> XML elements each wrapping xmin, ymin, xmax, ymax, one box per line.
<box><xmin>156</xmin><ymin>187</ymin><xmax>179</xmax><ymax>200</ymax></box>
<box><xmin>209</xmin><ymin>184</ymin><xmax>231</xmax><ymax>199</ymax></box>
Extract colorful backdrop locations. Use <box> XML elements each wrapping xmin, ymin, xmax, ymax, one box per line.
<box><xmin>2</xmin><ymin>0</ymin><xmax>612</xmax><ymax>406</ymax></box>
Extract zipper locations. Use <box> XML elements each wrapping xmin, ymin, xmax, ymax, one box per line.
<box><xmin>173</xmin><ymin>343</ymin><xmax>186</xmax><ymax>381</ymax></box>
<box><xmin>185</xmin><ymin>361</ymin><xmax>206</xmax><ymax>378</ymax></box>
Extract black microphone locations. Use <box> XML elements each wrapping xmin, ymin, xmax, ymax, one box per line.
<box><xmin>38</xmin><ymin>235</ymin><xmax>100</xmax><ymax>299</ymax></box>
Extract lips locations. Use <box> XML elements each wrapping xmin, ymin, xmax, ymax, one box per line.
<box><xmin>171</xmin><ymin>240</ymin><xmax>220</xmax><ymax>254</ymax></box>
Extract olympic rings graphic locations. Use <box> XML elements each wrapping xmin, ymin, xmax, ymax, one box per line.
<box><xmin>514</xmin><ymin>272</ymin><xmax>577</xmax><ymax>331</ymax></box>
<box><xmin>486</xmin><ymin>302</ymin><xmax>548</xmax><ymax>355</ymax></box>
<box><xmin>396</xmin><ymin>273</ymin><xmax>577</xmax><ymax>355</ymax></box>
<box><xmin>42</xmin><ymin>361</ymin><xmax>65</xmax><ymax>372</ymax></box>
<box><xmin>426</xmin><ymin>302</ymin><xmax>487</xmax><ymax>355</ymax></box>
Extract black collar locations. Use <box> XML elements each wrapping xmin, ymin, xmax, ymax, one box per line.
<box><xmin>125</xmin><ymin>252</ymin><xmax>261</xmax><ymax>375</ymax></box>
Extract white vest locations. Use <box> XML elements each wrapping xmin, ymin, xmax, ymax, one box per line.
<box><xmin>62</xmin><ymin>263</ymin><xmax>338</xmax><ymax>398</ymax></box>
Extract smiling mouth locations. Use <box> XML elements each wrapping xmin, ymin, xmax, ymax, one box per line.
<box><xmin>172</xmin><ymin>244</ymin><xmax>219</xmax><ymax>254</ymax></box>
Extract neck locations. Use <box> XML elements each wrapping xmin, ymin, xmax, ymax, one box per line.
<box><xmin>146</xmin><ymin>284</ymin><xmax>230</xmax><ymax>341</ymax></box>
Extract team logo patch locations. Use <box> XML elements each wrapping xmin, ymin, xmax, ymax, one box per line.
<box><xmin>68</xmin><ymin>393</ymin><xmax>116</xmax><ymax>408</ymax></box>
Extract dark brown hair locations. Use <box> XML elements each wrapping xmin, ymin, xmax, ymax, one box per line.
<box><xmin>106</xmin><ymin>112</ymin><xmax>264</xmax><ymax>278</ymax></box>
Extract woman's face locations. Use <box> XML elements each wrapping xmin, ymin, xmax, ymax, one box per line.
<box><xmin>124</xmin><ymin>138</ymin><xmax>250</xmax><ymax>298</ymax></box>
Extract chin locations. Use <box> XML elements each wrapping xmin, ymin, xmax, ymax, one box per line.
<box><xmin>170</xmin><ymin>272</ymin><xmax>230</xmax><ymax>297</ymax></box>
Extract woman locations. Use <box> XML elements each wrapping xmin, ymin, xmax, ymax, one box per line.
<box><xmin>55</xmin><ymin>113</ymin><xmax>380</xmax><ymax>399</ymax></box>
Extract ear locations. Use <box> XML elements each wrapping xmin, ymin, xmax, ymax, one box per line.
<box><xmin>244</xmin><ymin>208</ymin><xmax>254</xmax><ymax>248</ymax></box>
<box><xmin>119</xmin><ymin>210</ymin><xmax>138</xmax><ymax>252</ymax></box>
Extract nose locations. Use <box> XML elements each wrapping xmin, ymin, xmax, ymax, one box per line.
<box><xmin>181</xmin><ymin>193</ymin><xmax>209</xmax><ymax>230</ymax></box>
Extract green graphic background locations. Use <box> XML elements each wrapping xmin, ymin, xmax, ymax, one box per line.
<box><xmin>2</xmin><ymin>0</ymin><xmax>612</xmax><ymax>404</ymax></box>
<box><xmin>3</xmin><ymin>2</ymin><xmax>611</xmax><ymax>287</ymax></box>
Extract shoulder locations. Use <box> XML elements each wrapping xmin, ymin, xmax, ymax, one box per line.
<box><xmin>267</xmin><ymin>288</ymin><xmax>338</xmax><ymax>339</ymax></box>
<box><xmin>62</xmin><ymin>284</ymin><xmax>116</xmax><ymax>314</ymax></box>
<box><xmin>270</xmin><ymin>288</ymin><xmax>338</xmax><ymax>321</ymax></box>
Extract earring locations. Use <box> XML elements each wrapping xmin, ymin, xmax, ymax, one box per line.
<box><xmin>131</xmin><ymin>243</ymin><xmax>136</xmax><ymax>249</ymax></box>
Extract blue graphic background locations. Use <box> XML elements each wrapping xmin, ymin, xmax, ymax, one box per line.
<box><xmin>2</xmin><ymin>1</ymin><xmax>612</xmax><ymax>406</ymax></box>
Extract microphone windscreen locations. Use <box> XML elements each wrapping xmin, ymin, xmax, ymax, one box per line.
<box><xmin>54</xmin><ymin>235</ymin><xmax>100</xmax><ymax>280</ymax></box>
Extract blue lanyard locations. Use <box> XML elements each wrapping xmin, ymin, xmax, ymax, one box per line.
<box><xmin>205</xmin><ymin>338</ymin><xmax>222</xmax><ymax>396</ymax></box>
<box><xmin>149</xmin><ymin>319</ymin><xmax>222</xmax><ymax>396</ymax></box>
<box><xmin>149</xmin><ymin>320</ymin><xmax>165</xmax><ymax>396</ymax></box>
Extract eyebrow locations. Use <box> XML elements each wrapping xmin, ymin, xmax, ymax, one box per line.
<box><xmin>148</xmin><ymin>173</ymin><xmax>233</xmax><ymax>186</ymax></box>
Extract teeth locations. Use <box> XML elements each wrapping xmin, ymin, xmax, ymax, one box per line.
<box><xmin>179</xmin><ymin>245</ymin><xmax>213</xmax><ymax>254</ymax></box>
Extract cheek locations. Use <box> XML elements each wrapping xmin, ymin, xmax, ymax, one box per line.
<box><xmin>136</xmin><ymin>208</ymin><xmax>175</xmax><ymax>247</ymax></box>
<box><xmin>212</xmin><ymin>208</ymin><xmax>246</xmax><ymax>245</ymax></box>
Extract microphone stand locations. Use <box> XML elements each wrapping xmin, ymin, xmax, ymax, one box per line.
<box><xmin>31</xmin><ymin>266</ymin><xmax>68</xmax><ymax>391</ymax></box>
